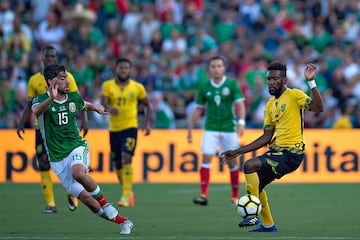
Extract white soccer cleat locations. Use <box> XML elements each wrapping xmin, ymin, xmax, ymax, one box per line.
<box><xmin>120</xmin><ymin>220</ymin><xmax>134</xmax><ymax>234</ymax></box>
<box><xmin>102</xmin><ymin>203</ymin><xmax>118</xmax><ymax>220</ymax></box>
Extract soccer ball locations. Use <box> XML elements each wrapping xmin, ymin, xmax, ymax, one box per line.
<box><xmin>236</xmin><ymin>194</ymin><xmax>262</xmax><ymax>218</ymax></box>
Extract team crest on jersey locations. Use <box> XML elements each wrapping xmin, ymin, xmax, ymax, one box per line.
<box><xmin>222</xmin><ymin>87</ymin><xmax>230</xmax><ymax>96</ymax></box>
<box><xmin>281</xmin><ymin>104</ymin><xmax>286</xmax><ymax>112</ymax></box>
<box><xmin>51</xmin><ymin>107</ymin><xmax>56</xmax><ymax>112</ymax></box>
<box><xmin>69</xmin><ymin>102</ymin><xmax>76</xmax><ymax>112</ymax></box>
<box><xmin>206</xmin><ymin>91</ymin><xmax>211</xmax><ymax>96</ymax></box>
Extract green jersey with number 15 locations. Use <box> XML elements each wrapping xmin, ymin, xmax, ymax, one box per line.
<box><xmin>196</xmin><ymin>76</ymin><xmax>245</xmax><ymax>132</ymax></box>
<box><xmin>32</xmin><ymin>91</ymin><xmax>86</xmax><ymax>162</ymax></box>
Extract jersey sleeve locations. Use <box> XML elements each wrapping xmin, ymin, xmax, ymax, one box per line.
<box><xmin>27</xmin><ymin>76</ymin><xmax>37</xmax><ymax>100</ymax></box>
<box><xmin>137</xmin><ymin>82</ymin><xmax>147</xmax><ymax>100</ymax></box>
<box><xmin>75</xmin><ymin>92</ymin><xmax>85</xmax><ymax>110</ymax></box>
<box><xmin>31</xmin><ymin>93</ymin><xmax>48</xmax><ymax>110</ymax></box>
<box><xmin>195</xmin><ymin>88</ymin><xmax>205</xmax><ymax>106</ymax></box>
<box><xmin>67</xmin><ymin>71</ymin><xmax>79</xmax><ymax>92</ymax></box>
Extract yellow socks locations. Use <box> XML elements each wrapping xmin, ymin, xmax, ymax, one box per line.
<box><xmin>244</xmin><ymin>172</ymin><xmax>260</xmax><ymax>197</ymax></box>
<box><xmin>245</xmin><ymin>172</ymin><xmax>274</xmax><ymax>226</ymax></box>
<box><xmin>115</xmin><ymin>168</ymin><xmax>124</xmax><ymax>186</ymax></box>
<box><xmin>40</xmin><ymin>171</ymin><xmax>55</xmax><ymax>207</ymax></box>
<box><xmin>122</xmin><ymin>164</ymin><xmax>133</xmax><ymax>197</ymax></box>
<box><xmin>259</xmin><ymin>190</ymin><xmax>274</xmax><ymax>226</ymax></box>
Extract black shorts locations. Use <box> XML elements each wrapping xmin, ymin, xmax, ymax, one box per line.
<box><xmin>35</xmin><ymin>129</ymin><xmax>47</xmax><ymax>159</ymax></box>
<box><xmin>110</xmin><ymin>128</ymin><xmax>138</xmax><ymax>162</ymax></box>
<box><xmin>257</xmin><ymin>148</ymin><xmax>304</xmax><ymax>191</ymax></box>
<box><xmin>35</xmin><ymin>129</ymin><xmax>50</xmax><ymax>170</ymax></box>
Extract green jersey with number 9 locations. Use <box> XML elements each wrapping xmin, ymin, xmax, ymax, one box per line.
<box><xmin>32</xmin><ymin>91</ymin><xmax>86</xmax><ymax>162</ymax></box>
<box><xmin>196</xmin><ymin>77</ymin><xmax>245</xmax><ymax>132</ymax></box>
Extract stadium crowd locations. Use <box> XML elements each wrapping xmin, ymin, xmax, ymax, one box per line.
<box><xmin>1</xmin><ymin>0</ymin><xmax>360</xmax><ymax>129</ymax></box>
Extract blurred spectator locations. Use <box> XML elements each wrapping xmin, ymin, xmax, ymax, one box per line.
<box><xmin>332</xmin><ymin>98</ymin><xmax>357</xmax><ymax>129</ymax></box>
<box><xmin>309</xmin><ymin>23</ymin><xmax>332</xmax><ymax>54</ymax></box>
<box><xmin>161</xmin><ymin>28</ymin><xmax>187</xmax><ymax>54</ymax></box>
<box><xmin>66</xmin><ymin>3</ymin><xmax>104</xmax><ymax>55</ymax></box>
<box><xmin>5</xmin><ymin>15</ymin><xmax>31</xmax><ymax>68</ymax></box>
<box><xmin>159</xmin><ymin>11</ymin><xmax>184</xmax><ymax>40</ymax></box>
<box><xmin>214</xmin><ymin>10</ymin><xmax>236</xmax><ymax>45</ymax></box>
<box><xmin>35</xmin><ymin>9</ymin><xmax>65</xmax><ymax>53</ymax></box>
<box><xmin>139</xmin><ymin>8</ymin><xmax>160</xmax><ymax>46</ymax></box>
<box><xmin>155</xmin><ymin>0</ymin><xmax>182</xmax><ymax>23</ymax></box>
<box><xmin>149</xmin><ymin>91</ymin><xmax>175</xmax><ymax>129</ymax></box>
<box><xmin>260</xmin><ymin>19</ymin><xmax>286</xmax><ymax>55</ymax></box>
<box><xmin>149</xmin><ymin>29</ymin><xmax>163</xmax><ymax>55</ymax></box>
<box><xmin>0</xmin><ymin>91</ymin><xmax>8</xmax><ymax>128</ymax></box>
<box><xmin>190</xmin><ymin>27</ymin><xmax>217</xmax><ymax>56</ymax></box>
<box><xmin>0</xmin><ymin>0</ymin><xmax>15</xmax><ymax>40</ymax></box>
<box><xmin>0</xmin><ymin>76</ymin><xmax>14</xmax><ymax>127</ymax></box>
<box><xmin>30</xmin><ymin>0</ymin><xmax>56</xmax><ymax>27</ymax></box>
<box><xmin>121</xmin><ymin>4</ymin><xmax>142</xmax><ymax>40</ymax></box>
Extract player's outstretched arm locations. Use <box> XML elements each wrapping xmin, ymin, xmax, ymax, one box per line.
<box><xmin>141</xmin><ymin>97</ymin><xmax>152</xmax><ymax>136</ymax></box>
<box><xmin>17</xmin><ymin>101</ymin><xmax>32</xmax><ymax>140</ymax></box>
<box><xmin>78</xmin><ymin>111</ymin><xmax>89</xmax><ymax>137</ymax></box>
<box><xmin>221</xmin><ymin>129</ymin><xmax>274</xmax><ymax>164</ymax></box>
<box><xmin>187</xmin><ymin>107</ymin><xmax>203</xmax><ymax>144</ymax></box>
<box><xmin>84</xmin><ymin>101</ymin><xmax>109</xmax><ymax>115</ymax></box>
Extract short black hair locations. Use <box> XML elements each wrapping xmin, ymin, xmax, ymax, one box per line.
<box><xmin>267</xmin><ymin>61</ymin><xmax>287</xmax><ymax>77</ymax></box>
<box><xmin>44</xmin><ymin>64</ymin><xmax>65</xmax><ymax>81</ymax></box>
<box><xmin>42</xmin><ymin>45</ymin><xmax>57</xmax><ymax>55</ymax></box>
<box><xmin>207</xmin><ymin>55</ymin><xmax>227</xmax><ymax>67</ymax></box>
<box><xmin>116</xmin><ymin>57</ymin><xmax>132</xmax><ymax>67</ymax></box>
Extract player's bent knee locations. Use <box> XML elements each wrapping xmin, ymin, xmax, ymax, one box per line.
<box><xmin>243</xmin><ymin>159</ymin><xmax>261</xmax><ymax>173</ymax></box>
<box><xmin>67</xmin><ymin>181</ymin><xmax>85</xmax><ymax>198</ymax></box>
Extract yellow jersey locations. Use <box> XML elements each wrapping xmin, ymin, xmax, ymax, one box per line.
<box><xmin>102</xmin><ymin>79</ymin><xmax>146</xmax><ymax>132</ymax></box>
<box><xmin>264</xmin><ymin>88</ymin><xmax>311</xmax><ymax>151</ymax></box>
<box><xmin>28</xmin><ymin>71</ymin><xmax>78</xmax><ymax>129</ymax></box>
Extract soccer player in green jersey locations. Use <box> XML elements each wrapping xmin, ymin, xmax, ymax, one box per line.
<box><xmin>31</xmin><ymin>64</ymin><xmax>133</xmax><ymax>234</ymax></box>
<box><xmin>17</xmin><ymin>46</ymin><xmax>86</xmax><ymax>213</ymax></box>
<box><xmin>187</xmin><ymin>56</ymin><xmax>246</xmax><ymax>206</ymax></box>
<box><xmin>221</xmin><ymin>62</ymin><xmax>324</xmax><ymax>232</ymax></box>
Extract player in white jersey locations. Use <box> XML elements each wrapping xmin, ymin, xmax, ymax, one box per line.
<box><xmin>187</xmin><ymin>56</ymin><xmax>246</xmax><ymax>206</ymax></box>
<box><xmin>31</xmin><ymin>64</ymin><xmax>133</xmax><ymax>234</ymax></box>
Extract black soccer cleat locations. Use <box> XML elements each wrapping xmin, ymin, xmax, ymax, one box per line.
<box><xmin>238</xmin><ymin>216</ymin><xmax>260</xmax><ymax>228</ymax></box>
<box><xmin>67</xmin><ymin>194</ymin><xmax>78</xmax><ymax>212</ymax></box>
<box><xmin>42</xmin><ymin>206</ymin><xmax>57</xmax><ymax>214</ymax></box>
<box><xmin>193</xmin><ymin>196</ymin><xmax>208</xmax><ymax>206</ymax></box>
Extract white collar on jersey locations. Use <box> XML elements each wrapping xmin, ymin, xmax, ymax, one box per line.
<box><xmin>46</xmin><ymin>91</ymin><xmax>68</xmax><ymax>104</ymax></box>
<box><xmin>210</xmin><ymin>76</ymin><xmax>226</xmax><ymax>88</ymax></box>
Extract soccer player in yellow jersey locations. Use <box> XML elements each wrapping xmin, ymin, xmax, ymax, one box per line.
<box><xmin>221</xmin><ymin>62</ymin><xmax>324</xmax><ymax>232</ymax></box>
<box><xmin>101</xmin><ymin>58</ymin><xmax>152</xmax><ymax>207</ymax></box>
<box><xmin>16</xmin><ymin>46</ymin><xmax>88</xmax><ymax>213</ymax></box>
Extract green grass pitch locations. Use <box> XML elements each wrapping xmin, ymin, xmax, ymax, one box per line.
<box><xmin>0</xmin><ymin>183</ymin><xmax>359</xmax><ymax>240</ymax></box>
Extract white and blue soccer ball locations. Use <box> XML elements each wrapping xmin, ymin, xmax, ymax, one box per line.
<box><xmin>236</xmin><ymin>194</ymin><xmax>262</xmax><ymax>218</ymax></box>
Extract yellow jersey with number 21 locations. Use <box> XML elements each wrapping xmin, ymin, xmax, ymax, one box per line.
<box><xmin>102</xmin><ymin>79</ymin><xmax>146</xmax><ymax>132</ymax></box>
